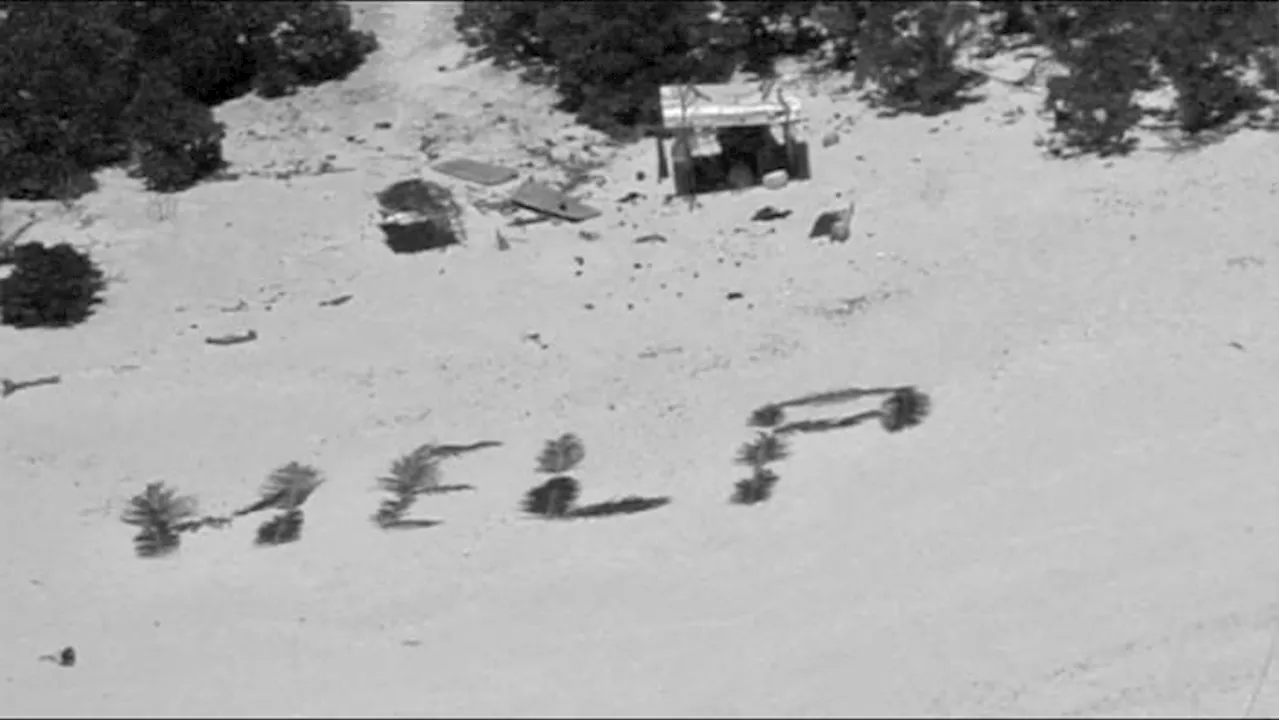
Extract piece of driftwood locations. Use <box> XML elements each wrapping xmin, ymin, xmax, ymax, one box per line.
<box><xmin>2</xmin><ymin>374</ymin><xmax>62</xmax><ymax>398</ymax></box>
<box><xmin>205</xmin><ymin>330</ymin><xmax>258</xmax><ymax>346</ymax></box>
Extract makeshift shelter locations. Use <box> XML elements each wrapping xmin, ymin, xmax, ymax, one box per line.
<box><xmin>374</xmin><ymin>179</ymin><xmax>465</xmax><ymax>254</ymax></box>
<box><xmin>657</xmin><ymin>83</ymin><xmax>811</xmax><ymax>197</ymax></box>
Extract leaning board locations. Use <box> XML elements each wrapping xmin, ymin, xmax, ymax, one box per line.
<box><xmin>660</xmin><ymin>83</ymin><xmax>804</xmax><ymax>130</ymax></box>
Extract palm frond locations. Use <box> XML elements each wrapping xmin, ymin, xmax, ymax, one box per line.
<box><xmin>255</xmin><ymin>509</ymin><xmax>305</xmax><ymax>546</ymax></box>
<box><xmin>259</xmin><ymin>462</ymin><xmax>324</xmax><ymax>511</ymax></box>
<box><xmin>749</xmin><ymin>404</ymin><xmax>785</xmax><ymax>428</ymax></box>
<box><xmin>880</xmin><ymin>386</ymin><xmax>931</xmax><ymax>433</ymax></box>
<box><xmin>121</xmin><ymin>482</ymin><xmax>197</xmax><ymax>531</ymax></box>
<box><xmin>731</xmin><ymin>467</ymin><xmax>780</xmax><ymax>505</ymax></box>
<box><xmin>522</xmin><ymin>476</ymin><xmax>580</xmax><ymax>518</ymax></box>
<box><xmin>132</xmin><ymin>527</ymin><xmax>182</xmax><ymax>558</ymax></box>
<box><xmin>377</xmin><ymin>444</ymin><xmax>440</xmax><ymax>495</ymax></box>
<box><xmin>536</xmin><ymin>433</ymin><xmax>585</xmax><ymax>475</ymax></box>
<box><xmin>735</xmin><ymin>432</ymin><xmax>789</xmax><ymax>468</ymax></box>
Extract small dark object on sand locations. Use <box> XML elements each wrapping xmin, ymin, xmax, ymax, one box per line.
<box><xmin>752</xmin><ymin>206</ymin><xmax>792</xmax><ymax>222</ymax></box>
<box><xmin>635</xmin><ymin>234</ymin><xmax>667</xmax><ymax>244</ymax></box>
<box><xmin>205</xmin><ymin>330</ymin><xmax>258</xmax><ymax>346</ymax></box>
<box><xmin>2</xmin><ymin>374</ymin><xmax>62</xmax><ymax>398</ymax></box>
<box><xmin>38</xmin><ymin>646</ymin><xmax>75</xmax><ymax>667</ymax></box>
<box><xmin>319</xmin><ymin>294</ymin><xmax>353</xmax><ymax>307</ymax></box>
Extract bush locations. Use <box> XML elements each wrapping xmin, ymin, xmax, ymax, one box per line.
<box><xmin>457</xmin><ymin>1</ymin><xmax>734</xmax><ymax>135</ymax></box>
<box><xmin>0</xmin><ymin>242</ymin><xmax>106</xmax><ymax>328</ymax></box>
<box><xmin>0</xmin><ymin>1</ymin><xmax>377</xmax><ymax>201</ymax></box>
<box><xmin>125</xmin><ymin>69</ymin><xmax>227</xmax><ymax>192</ymax></box>
<box><xmin>850</xmin><ymin>1</ymin><xmax>985</xmax><ymax>114</ymax></box>
<box><xmin>0</xmin><ymin>3</ymin><xmax>137</xmax><ymax>199</ymax></box>
<box><xmin>254</xmin><ymin>2</ymin><xmax>378</xmax><ymax>98</ymax></box>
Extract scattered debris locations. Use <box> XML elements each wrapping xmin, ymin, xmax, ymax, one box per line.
<box><xmin>1229</xmin><ymin>341</ymin><xmax>1246</xmax><ymax>351</ymax></box>
<box><xmin>822</xmin><ymin>131</ymin><xmax>841</xmax><ymax>148</ymax></box>
<box><xmin>2</xmin><ymin>374</ymin><xmax>62</xmax><ymax>398</ymax></box>
<box><xmin>762</xmin><ymin>170</ymin><xmax>789</xmax><ymax>190</ymax></box>
<box><xmin>509</xmin><ymin>180</ymin><xmax>602</xmax><ymax>223</ymax></box>
<box><xmin>373</xmin><ymin>121</ymin><xmax>393</xmax><ymax>130</ymax></box>
<box><xmin>495</xmin><ymin>229</ymin><xmax>512</xmax><ymax>252</ymax></box>
<box><xmin>523</xmin><ymin>332</ymin><xmax>550</xmax><ymax>350</ymax></box>
<box><xmin>578</xmin><ymin>230</ymin><xmax>600</xmax><ymax>242</ymax></box>
<box><xmin>809</xmin><ymin>198</ymin><xmax>855</xmax><ymax>243</ymax></box>
<box><xmin>318</xmin><ymin>294</ymin><xmax>353</xmax><ymax>307</ymax></box>
<box><xmin>752</xmin><ymin>206</ymin><xmax>792</xmax><ymax>222</ymax></box>
<box><xmin>617</xmin><ymin>191</ymin><xmax>645</xmax><ymax>204</ymax></box>
<box><xmin>432</xmin><ymin>158</ymin><xmax>520</xmax><ymax>186</ymax></box>
<box><xmin>635</xmin><ymin>234</ymin><xmax>667</xmax><ymax>244</ymax></box>
<box><xmin>726</xmin><ymin>292</ymin><xmax>744</xmax><ymax>301</ymax></box>
<box><xmin>205</xmin><ymin>330</ymin><xmax>258</xmax><ymax>346</ymax></box>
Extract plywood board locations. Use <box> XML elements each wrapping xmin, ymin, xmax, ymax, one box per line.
<box><xmin>508</xmin><ymin>180</ymin><xmax>601</xmax><ymax>223</ymax></box>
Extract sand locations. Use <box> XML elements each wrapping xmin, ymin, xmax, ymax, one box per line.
<box><xmin>1</xmin><ymin>3</ymin><xmax>1276</xmax><ymax>716</ymax></box>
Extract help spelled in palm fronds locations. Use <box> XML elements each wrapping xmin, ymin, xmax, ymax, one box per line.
<box><xmin>248</xmin><ymin>462</ymin><xmax>325</xmax><ymax>547</ymax></box>
<box><xmin>523</xmin><ymin>433</ymin><xmax>585</xmax><ymax>518</ymax></box>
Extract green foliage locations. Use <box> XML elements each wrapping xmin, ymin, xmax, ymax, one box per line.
<box><xmin>735</xmin><ymin>432</ymin><xmax>790</xmax><ymax>469</ymax></box>
<box><xmin>124</xmin><ymin>69</ymin><xmax>227</xmax><ymax>193</ymax></box>
<box><xmin>457</xmin><ymin>1</ymin><xmax>734</xmax><ymax>135</ymax></box>
<box><xmin>536</xmin><ymin>433</ymin><xmax>585</xmax><ymax>476</ymax></box>
<box><xmin>255</xmin><ymin>509</ymin><xmax>304</xmax><ymax>546</ymax></box>
<box><xmin>879</xmin><ymin>387</ymin><xmax>932</xmax><ymax>433</ymax></box>
<box><xmin>731</xmin><ymin>467</ymin><xmax>780</xmax><ymax>506</ymax></box>
<box><xmin>523</xmin><ymin>475</ymin><xmax>580</xmax><ymax>518</ymax></box>
<box><xmin>259</xmin><ymin>462</ymin><xmax>324</xmax><ymax>511</ymax></box>
<box><xmin>851</xmin><ymin>1</ymin><xmax>985</xmax><ymax>114</ymax></box>
<box><xmin>0</xmin><ymin>242</ymin><xmax>106</xmax><ymax>328</ymax></box>
<box><xmin>122</xmin><ymin>482</ymin><xmax>197</xmax><ymax>558</ymax></box>
<box><xmin>0</xmin><ymin>1</ymin><xmax>376</xmax><ymax>201</ymax></box>
<box><xmin>373</xmin><ymin>445</ymin><xmax>441</xmax><ymax>528</ymax></box>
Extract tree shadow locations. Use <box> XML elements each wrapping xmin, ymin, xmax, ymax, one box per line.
<box><xmin>567</xmin><ymin>496</ymin><xmax>672</xmax><ymax>519</ymax></box>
